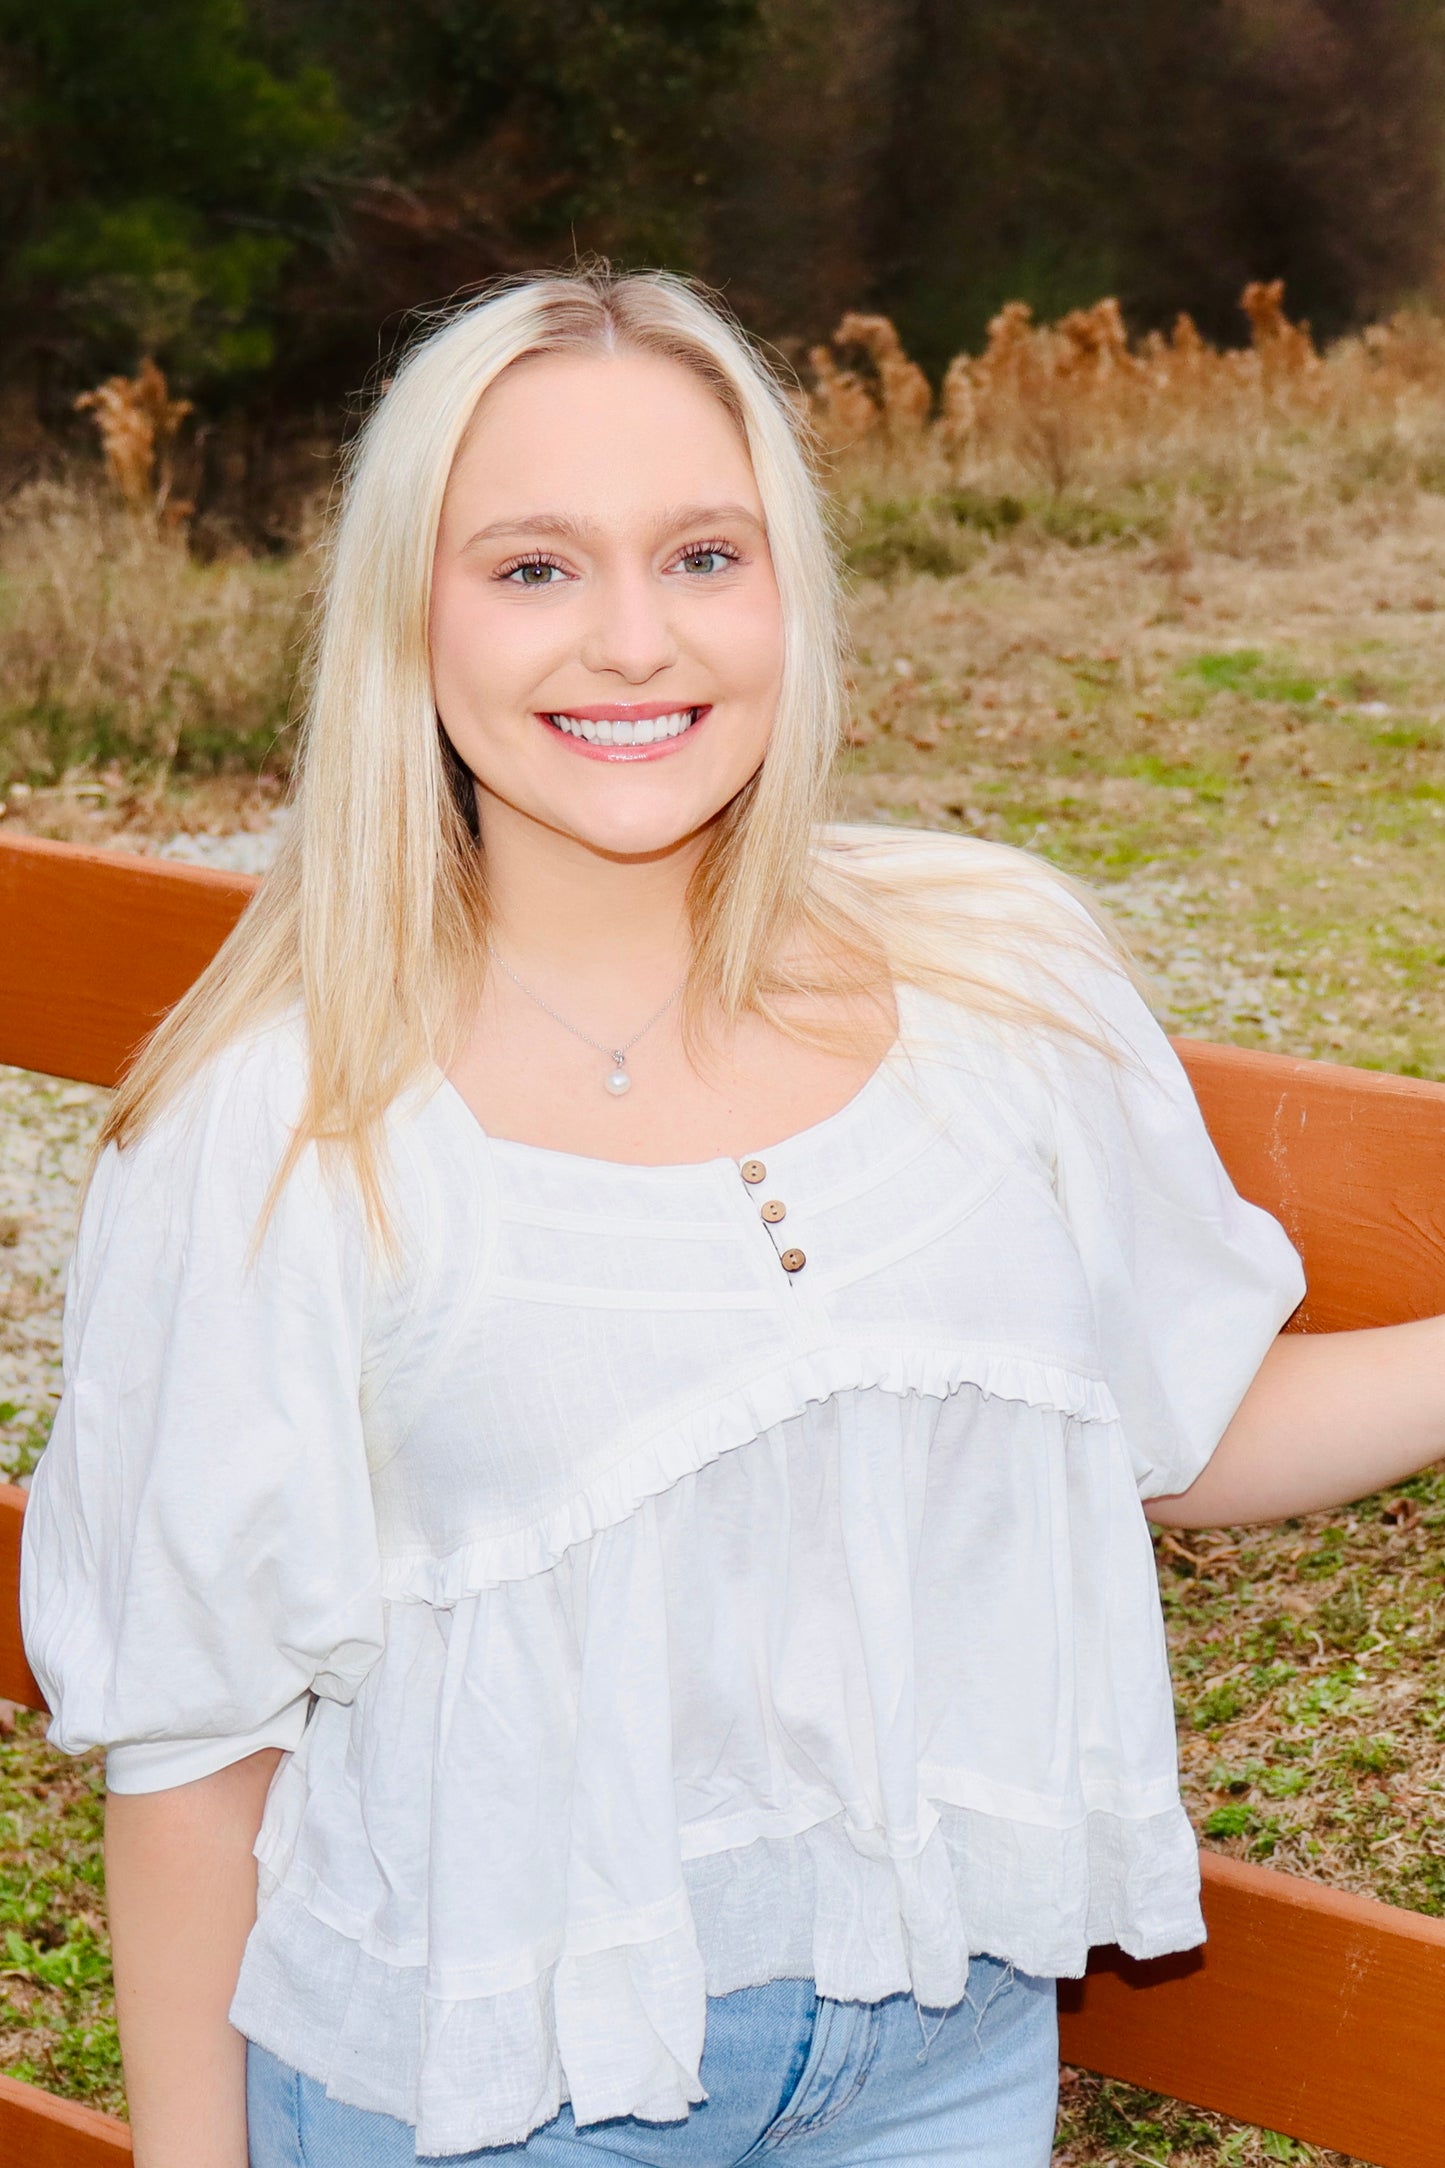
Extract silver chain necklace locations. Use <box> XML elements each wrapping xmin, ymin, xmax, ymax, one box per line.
<box><xmin>489</xmin><ymin>948</ymin><xmax>685</xmax><ymax>1096</ymax></box>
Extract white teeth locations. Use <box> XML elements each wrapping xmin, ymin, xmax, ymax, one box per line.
<box><xmin>547</xmin><ymin>707</ymin><xmax>699</xmax><ymax>744</ymax></box>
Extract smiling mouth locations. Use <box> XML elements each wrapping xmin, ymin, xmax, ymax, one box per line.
<box><xmin>543</xmin><ymin>706</ymin><xmax>703</xmax><ymax>748</ymax></box>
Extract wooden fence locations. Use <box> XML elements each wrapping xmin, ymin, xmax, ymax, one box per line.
<box><xmin>4</xmin><ymin>830</ymin><xmax>1445</xmax><ymax>2164</ymax></box>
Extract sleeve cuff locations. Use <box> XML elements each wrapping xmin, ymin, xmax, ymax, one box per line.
<box><xmin>104</xmin><ymin>1696</ymin><xmax>311</xmax><ymax>1793</ymax></box>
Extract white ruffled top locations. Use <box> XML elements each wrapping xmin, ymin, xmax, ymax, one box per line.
<box><xmin>22</xmin><ymin>849</ymin><xmax>1304</xmax><ymax>2157</ymax></box>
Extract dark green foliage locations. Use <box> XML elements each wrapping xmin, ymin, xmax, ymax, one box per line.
<box><xmin>0</xmin><ymin>0</ymin><xmax>345</xmax><ymax>384</ymax></box>
<box><xmin>261</xmin><ymin>0</ymin><xmax>759</xmax><ymax>257</ymax></box>
<box><xmin>3</xmin><ymin>0</ymin><xmax>1445</xmax><ymax>422</ymax></box>
<box><xmin>0</xmin><ymin>0</ymin><xmax>761</xmax><ymax>405</ymax></box>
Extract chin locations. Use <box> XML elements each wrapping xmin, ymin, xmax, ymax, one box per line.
<box><xmin>546</xmin><ymin>774</ymin><xmax>753</xmax><ymax>860</ymax></box>
<box><xmin>566</xmin><ymin>812</ymin><xmax>716</xmax><ymax>861</ymax></box>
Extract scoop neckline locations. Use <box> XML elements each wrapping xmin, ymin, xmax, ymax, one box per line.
<box><xmin>429</xmin><ymin>986</ymin><xmax>915</xmax><ymax>1177</ymax></box>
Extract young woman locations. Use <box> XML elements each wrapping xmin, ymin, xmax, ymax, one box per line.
<box><xmin>20</xmin><ymin>269</ymin><xmax>1445</xmax><ymax>2168</ymax></box>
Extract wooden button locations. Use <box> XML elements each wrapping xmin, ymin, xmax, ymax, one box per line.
<box><xmin>780</xmin><ymin>1248</ymin><xmax>806</xmax><ymax>1273</ymax></box>
<box><xmin>761</xmin><ymin>1199</ymin><xmax>787</xmax><ymax>1224</ymax></box>
<box><xmin>740</xmin><ymin>1159</ymin><xmax>767</xmax><ymax>1184</ymax></box>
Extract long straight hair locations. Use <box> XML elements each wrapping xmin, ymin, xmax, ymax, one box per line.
<box><xmin>99</xmin><ymin>268</ymin><xmax>1120</xmax><ymax>1234</ymax></box>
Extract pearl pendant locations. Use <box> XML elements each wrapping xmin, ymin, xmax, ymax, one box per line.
<box><xmin>605</xmin><ymin>1064</ymin><xmax>631</xmax><ymax>1096</ymax></box>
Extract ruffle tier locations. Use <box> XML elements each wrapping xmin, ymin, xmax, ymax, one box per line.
<box><xmin>378</xmin><ymin>1344</ymin><xmax>1120</xmax><ymax>1603</ymax></box>
<box><xmin>233</xmin><ymin>1798</ymin><xmax>1203</xmax><ymax>2157</ymax></box>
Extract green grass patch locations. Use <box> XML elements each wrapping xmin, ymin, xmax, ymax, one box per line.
<box><xmin>1117</xmin><ymin>751</ymin><xmax>1231</xmax><ymax>800</ymax></box>
<box><xmin>844</xmin><ymin>484</ymin><xmax>1164</xmax><ymax>578</ymax></box>
<box><xmin>1179</xmin><ymin>649</ymin><xmax>1323</xmax><ymax>704</ymax></box>
<box><xmin>0</xmin><ymin>1407</ymin><xmax>54</xmax><ymax>1483</ymax></box>
<box><xmin>939</xmin><ymin>486</ymin><xmax>1028</xmax><ymax>535</ymax></box>
<box><xmin>0</xmin><ymin>1714</ymin><xmax>120</xmax><ymax>2112</ymax></box>
<box><xmin>844</xmin><ymin>499</ymin><xmax>980</xmax><ymax>580</ymax></box>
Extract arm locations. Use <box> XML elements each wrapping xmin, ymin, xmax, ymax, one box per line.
<box><xmin>1148</xmin><ymin>1315</ymin><xmax>1445</xmax><ymax>1527</ymax></box>
<box><xmin>106</xmin><ymin>1749</ymin><xmax>281</xmax><ymax>2168</ymax></box>
<box><xmin>19</xmin><ymin>1048</ymin><xmax>382</xmax><ymax>2159</ymax></box>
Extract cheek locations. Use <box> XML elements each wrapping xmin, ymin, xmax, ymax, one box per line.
<box><xmin>704</xmin><ymin>583</ymin><xmax>786</xmax><ymax>706</ymax></box>
<box><xmin>429</xmin><ymin>577</ymin><xmax>483</xmax><ymax>711</ymax></box>
<box><xmin>430</xmin><ymin>576</ymin><xmax>551</xmax><ymax>717</ymax></box>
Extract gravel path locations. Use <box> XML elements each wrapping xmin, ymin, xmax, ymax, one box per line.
<box><xmin>0</xmin><ymin>1069</ymin><xmax>108</xmax><ymax>1480</ymax></box>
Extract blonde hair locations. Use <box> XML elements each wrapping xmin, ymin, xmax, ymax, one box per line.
<box><xmin>100</xmin><ymin>266</ymin><xmax>1121</xmax><ymax>1233</ymax></box>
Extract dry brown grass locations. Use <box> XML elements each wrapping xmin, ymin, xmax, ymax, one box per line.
<box><xmin>836</xmin><ymin>499</ymin><xmax>1445</xmax><ymax>1084</ymax></box>
<box><xmin>0</xmin><ymin>478</ymin><xmax>309</xmax><ymax>791</ymax></box>
<box><xmin>73</xmin><ymin>359</ymin><xmax>193</xmax><ymax>522</ymax></box>
<box><xmin>809</xmin><ymin>281</ymin><xmax>1445</xmax><ymax>512</ymax></box>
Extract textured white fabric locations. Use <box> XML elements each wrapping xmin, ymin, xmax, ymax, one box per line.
<box><xmin>21</xmin><ymin>845</ymin><xmax>1305</xmax><ymax>2155</ymax></box>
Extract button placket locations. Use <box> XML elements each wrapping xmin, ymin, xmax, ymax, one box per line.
<box><xmin>736</xmin><ymin>1157</ymin><xmax>806</xmax><ymax>1277</ymax></box>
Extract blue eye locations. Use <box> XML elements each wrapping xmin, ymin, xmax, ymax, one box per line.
<box><xmin>678</xmin><ymin>547</ymin><xmax>735</xmax><ymax>576</ymax></box>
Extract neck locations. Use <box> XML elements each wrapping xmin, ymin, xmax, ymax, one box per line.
<box><xmin>477</xmin><ymin>792</ymin><xmax>706</xmax><ymax>995</ymax></box>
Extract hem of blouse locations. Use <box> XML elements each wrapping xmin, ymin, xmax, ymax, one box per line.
<box><xmin>233</xmin><ymin>1871</ymin><xmax>1203</xmax><ymax>2154</ymax></box>
<box><xmin>235</xmin><ymin>1798</ymin><xmax>1204</xmax><ymax>2152</ymax></box>
<box><xmin>378</xmin><ymin>1343</ymin><xmax>1120</xmax><ymax>1602</ymax></box>
<box><xmin>233</xmin><ymin>2000</ymin><xmax>574</xmax><ymax>2158</ymax></box>
<box><xmin>243</xmin><ymin>1861</ymin><xmax>1207</xmax><ymax>1995</ymax></box>
<box><xmin>233</xmin><ymin>1893</ymin><xmax>709</xmax><ymax>2155</ymax></box>
<box><xmin>250</xmin><ymin>1791</ymin><xmax>1203</xmax><ymax>1984</ymax></box>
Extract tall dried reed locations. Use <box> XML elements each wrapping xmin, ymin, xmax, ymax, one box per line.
<box><xmin>74</xmin><ymin>359</ymin><xmax>194</xmax><ymax>521</ymax></box>
<box><xmin>807</xmin><ymin>282</ymin><xmax>1445</xmax><ymax>531</ymax></box>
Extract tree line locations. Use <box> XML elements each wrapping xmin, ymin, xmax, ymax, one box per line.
<box><xmin>3</xmin><ymin>0</ymin><xmax>1442</xmax><ymax>426</ymax></box>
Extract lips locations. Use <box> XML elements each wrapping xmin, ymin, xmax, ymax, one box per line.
<box><xmin>544</xmin><ymin>707</ymin><xmax>701</xmax><ymax>747</ymax></box>
<box><xmin>535</xmin><ymin>703</ymin><xmax>711</xmax><ymax>761</ymax></box>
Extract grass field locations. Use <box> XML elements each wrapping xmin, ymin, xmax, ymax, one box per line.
<box><xmin>7</xmin><ymin>296</ymin><xmax>1445</xmax><ymax>2161</ymax></box>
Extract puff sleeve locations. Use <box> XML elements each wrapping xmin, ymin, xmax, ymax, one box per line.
<box><xmin>20</xmin><ymin>1019</ymin><xmax>385</xmax><ymax>1793</ymax></box>
<box><xmin>1043</xmin><ymin>954</ymin><xmax>1306</xmax><ymax>1501</ymax></box>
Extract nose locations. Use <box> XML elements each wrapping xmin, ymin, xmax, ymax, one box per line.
<box><xmin>577</xmin><ymin>561</ymin><xmax>679</xmax><ymax>684</ymax></box>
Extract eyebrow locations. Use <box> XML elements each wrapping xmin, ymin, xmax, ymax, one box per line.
<box><xmin>461</xmin><ymin>502</ymin><xmax>767</xmax><ymax>548</ymax></box>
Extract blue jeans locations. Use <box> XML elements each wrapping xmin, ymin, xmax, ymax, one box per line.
<box><xmin>245</xmin><ymin>1958</ymin><xmax>1058</xmax><ymax>2167</ymax></box>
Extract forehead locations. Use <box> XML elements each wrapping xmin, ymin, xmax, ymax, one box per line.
<box><xmin>446</xmin><ymin>347</ymin><xmax>760</xmax><ymax>517</ymax></box>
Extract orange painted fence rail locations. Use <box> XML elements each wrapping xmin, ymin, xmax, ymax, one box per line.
<box><xmin>5</xmin><ymin>831</ymin><xmax>1445</xmax><ymax>2163</ymax></box>
<box><xmin>1059</xmin><ymin>1859</ymin><xmax>1445</xmax><ymax>2168</ymax></box>
<box><xmin>0</xmin><ymin>2073</ymin><xmax>130</xmax><ymax>2165</ymax></box>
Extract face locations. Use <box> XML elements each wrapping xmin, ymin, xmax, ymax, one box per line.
<box><xmin>429</xmin><ymin>347</ymin><xmax>786</xmax><ymax>862</ymax></box>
